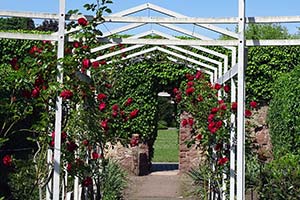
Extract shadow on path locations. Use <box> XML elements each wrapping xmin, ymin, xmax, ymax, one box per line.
<box><xmin>151</xmin><ymin>162</ymin><xmax>179</xmax><ymax>172</ymax></box>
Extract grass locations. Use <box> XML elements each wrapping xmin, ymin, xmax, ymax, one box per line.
<box><xmin>152</xmin><ymin>129</ymin><xmax>179</xmax><ymax>162</ymax></box>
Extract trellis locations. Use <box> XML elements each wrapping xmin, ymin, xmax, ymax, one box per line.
<box><xmin>1</xmin><ymin>0</ymin><xmax>300</xmax><ymax>199</ymax></box>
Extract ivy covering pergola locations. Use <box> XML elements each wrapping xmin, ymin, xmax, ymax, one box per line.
<box><xmin>1</xmin><ymin>1</ymin><xmax>300</xmax><ymax>199</ymax></box>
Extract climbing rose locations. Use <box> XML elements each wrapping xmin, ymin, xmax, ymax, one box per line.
<box><xmin>98</xmin><ymin>102</ymin><xmax>106</xmax><ymax>111</ymax></box>
<box><xmin>29</xmin><ymin>45</ymin><xmax>41</xmax><ymax>54</ymax></box>
<box><xmin>78</xmin><ymin>17</ymin><xmax>88</xmax><ymax>26</ymax></box>
<box><xmin>245</xmin><ymin>110</ymin><xmax>252</xmax><ymax>117</ymax></box>
<box><xmin>31</xmin><ymin>87</ymin><xmax>40</xmax><ymax>98</ymax></box>
<box><xmin>125</xmin><ymin>97</ymin><xmax>133</xmax><ymax>106</ymax></box>
<box><xmin>112</xmin><ymin>104</ymin><xmax>119</xmax><ymax>111</ymax></box>
<box><xmin>82</xmin><ymin>58</ymin><xmax>90</xmax><ymax>69</ymax></box>
<box><xmin>34</xmin><ymin>76</ymin><xmax>45</xmax><ymax>87</ymax></box>
<box><xmin>185</xmin><ymin>87</ymin><xmax>195</xmax><ymax>96</ymax></box>
<box><xmin>211</xmin><ymin>107</ymin><xmax>219</xmax><ymax>114</ymax></box>
<box><xmin>250</xmin><ymin>101</ymin><xmax>257</xmax><ymax>109</ymax></box>
<box><xmin>112</xmin><ymin>111</ymin><xmax>118</xmax><ymax>118</ymax></box>
<box><xmin>82</xmin><ymin>139</ymin><xmax>89</xmax><ymax>146</ymax></box>
<box><xmin>216</xmin><ymin>120</ymin><xmax>223</xmax><ymax>128</ymax></box>
<box><xmin>60</xmin><ymin>90</ymin><xmax>73</xmax><ymax>100</ymax></box>
<box><xmin>51</xmin><ymin>131</ymin><xmax>68</xmax><ymax>142</ymax></box>
<box><xmin>220</xmin><ymin>104</ymin><xmax>227</xmax><ymax>111</ymax></box>
<box><xmin>99</xmin><ymin>60</ymin><xmax>107</xmax><ymax>65</ymax></box>
<box><xmin>224</xmin><ymin>85</ymin><xmax>230</xmax><ymax>93</ymax></box>
<box><xmin>181</xmin><ymin>119</ymin><xmax>188</xmax><ymax>127</ymax></box>
<box><xmin>195</xmin><ymin>134</ymin><xmax>202</xmax><ymax>141</ymax></box>
<box><xmin>185</xmin><ymin>73</ymin><xmax>195</xmax><ymax>81</ymax></box>
<box><xmin>214</xmin><ymin>83</ymin><xmax>222</xmax><ymax>90</ymax></box>
<box><xmin>10</xmin><ymin>57</ymin><xmax>19</xmax><ymax>70</ymax></box>
<box><xmin>197</xmin><ymin>95</ymin><xmax>203</xmax><ymax>102</ymax></box>
<box><xmin>130</xmin><ymin>138</ymin><xmax>139</xmax><ymax>147</ymax></box>
<box><xmin>231</xmin><ymin>102</ymin><xmax>237</xmax><ymax>111</ymax></box>
<box><xmin>214</xmin><ymin>143</ymin><xmax>222</xmax><ymax>151</ymax></box>
<box><xmin>188</xmin><ymin>118</ymin><xmax>194</xmax><ymax>126</ymax></box>
<box><xmin>73</xmin><ymin>41</ymin><xmax>80</xmax><ymax>48</ymax></box>
<box><xmin>218</xmin><ymin>157</ymin><xmax>229</xmax><ymax>165</ymax></box>
<box><xmin>173</xmin><ymin>88</ymin><xmax>180</xmax><ymax>94</ymax></box>
<box><xmin>101</xmin><ymin>120</ymin><xmax>109</xmax><ymax>131</ymax></box>
<box><xmin>66</xmin><ymin>141</ymin><xmax>78</xmax><ymax>152</ymax></box>
<box><xmin>97</xmin><ymin>93</ymin><xmax>107</xmax><ymax>101</ymax></box>
<box><xmin>208</xmin><ymin>122</ymin><xmax>215</xmax><ymax>130</ymax></box>
<box><xmin>208</xmin><ymin>114</ymin><xmax>215</xmax><ymax>122</ymax></box>
<box><xmin>175</xmin><ymin>94</ymin><xmax>182</xmax><ymax>103</ymax></box>
<box><xmin>187</xmin><ymin>81</ymin><xmax>194</xmax><ymax>88</ymax></box>
<box><xmin>130</xmin><ymin>109</ymin><xmax>139</xmax><ymax>119</ymax></box>
<box><xmin>218</xmin><ymin>100</ymin><xmax>224</xmax><ymax>104</ymax></box>
<box><xmin>195</xmin><ymin>70</ymin><xmax>202</xmax><ymax>79</ymax></box>
<box><xmin>2</xmin><ymin>155</ymin><xmax>12</xmax><ymax>166</ymax></box>
<box><xmin>92</xmin><ymin>152</ymin><xmax>100</xmax><ymax>159</ymax></box>
<box><xmin>66</xmin><ymin>163</ymin><xmax>72</xmax><ymax>172</ymax></box>
<box><xmin>92</xmin><ymin>61</ymin><xmax>99</xmax><ymax>69</ymax></box>
<box><xmin>82</xmin><ymin>177</ymin><xmax>93</xmax><ymax>187</ymax></box>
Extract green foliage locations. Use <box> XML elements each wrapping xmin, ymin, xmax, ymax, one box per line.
<box><xmin>153</xmin><ymin>129</ymin><xmax>179</xmax><ymax>162</ymax></box>
<box><xmin>100</xmin><ymin>160</ymin><xmax>127</xmax><ymax>200</ymax></box>
<box><xmin>0</xmin><ymin>17</ymin><xmax>35</xmax><ymax>31</ymax></box>
<box><xmin>268</xmin><ymin>66</ymin><xmax>300</xmax><ymax>156</ymax></box>
<box><xmin>157</xmin><ymin>120</ymin><xmax>168</xmax><ymax>130</ymax></box>
<box><xmin>246</xmin><ymin>46</ymin><xmax>300</xmax><ymax>103</ymax></box>
<box><xmin>157</xmin><ymin>96</ymin><xmax>177</xmax><ymax>127</ymax></box>
<box><xmin>258</xmin><ymin>153</ymin><xmax>300</xmax><ymax>200</ymax></box>
<box><xmin>246</xmin><ymin>24</ymin><xmax>290</xmax><ymax>40</ymax></box>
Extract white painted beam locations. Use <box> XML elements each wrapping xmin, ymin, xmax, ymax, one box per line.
<box><xmin>216</xmin><ymin>64</ymin><xmax>238</xmax><ymax>84</ymax></box>
<box><xmin>0</xmin><ymin>32</ymin><xmax>58</xmax><ymax>41</ymax></box>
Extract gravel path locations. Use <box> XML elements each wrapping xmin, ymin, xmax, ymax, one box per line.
<box><xmin>124</xmin><ymin>163</ymin><xmax>195</xmax><ymax>200</ymax></box>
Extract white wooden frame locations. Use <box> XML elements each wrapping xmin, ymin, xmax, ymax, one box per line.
<box><xmin>1</xmin><ymin>1</ymin><xmax>300</xmax><ymax>199</ymax></box>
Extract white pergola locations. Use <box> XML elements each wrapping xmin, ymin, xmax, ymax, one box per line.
<box><xmin>1</xmin><ymin>1</ymin><xmax>300</xmax><ymax>199</ymax></box>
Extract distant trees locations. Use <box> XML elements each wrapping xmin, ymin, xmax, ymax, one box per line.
<box><xmin>246</xmin><ymin>24</ymin><xmax>291</xmax><ymax>39</ymax></box>
<box><xmin>0</xmin><ymin>17</ymin><xmax>35</xmax><ymax>30</ymax></box>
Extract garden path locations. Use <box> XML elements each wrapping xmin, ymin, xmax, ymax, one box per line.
<box><xmin>124</xmin><ymin>162</ymin><xmax>195</xmax><ymax>200</ymax></box>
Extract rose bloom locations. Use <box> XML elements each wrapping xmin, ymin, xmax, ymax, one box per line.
<box><xmin>195</xmin><ymin>134</ymin><xmax>202</xmax><ymax>141</ymax></box>
<box><xmin>92</xmin><ymin>61</ymin><xmax>100</xmax><ymax>69</ymax></box>
<box><xmin>97</xmin><ymin>93</ymin><xmax>107</xmax><ymax>101</ymax></box>
<box><xmin>173</xmin><ymin>87</ymin><xmax>180</xmax><ymax>94</ymax></box>
<box><xmin>73</xmin><ymin>41</ymin><xmax>80</xmax><ymax>48</ymax></box>
<box><xmin>2</xmin><ymin>155</ymin><xmax>12</xmax><ymax>166</ymax></box>
<box><xmin>112</xmin><ymin>111</ymin><xmax>118</xmax><ymax>118</ymax></box>
<box><xmin>175</xmin><ymin>94</ymin><xmax>182</xmax><ymax>103</ymax></box>
<box><xmin>99</xmin><ymin>60</ymin><xmax>107</xmax><ymax>65</ymax></box>
<box><xmin>216</xmin><ymin>120</ymin><xmax>223</xmax><ymax>128</ymax></box>
<box><xmin>31</xmin><ymin>87</ymin><xmax>40</xmax><ymax>98</ymax></box>
<box><xmin>92</xmin><ymin>152</ymin><xmax>100</xmax><ymax>159</ymax></box>
<box><xmin>185</xmin><ymin>87</ymin><xmax>195</xmax><ymax>96</ymax></box>
<box><xmin>101</xmin><ymin>120</ymin><xmax>109</xmax><ymax>131</ymax></box>
<box><xmin>51</xmin><ymin>131</ymin><xmax>68</xmax><ymax>142</ymax></box>
<box><xmin>214</xmin><ymin>83</ymin><xmax>222</xmax><ymax>90</ymax></box>
<box><xmin>78</xmin><ymin>17</ymin><xmax>88</xmax><ymax>26</ymax></box>
<box><xmin>224</xmin><ymin>85</ymin><xmax>230</xmax><ymax>93</ymax></box>
<box><xmin>98</xmin><ymin>102</ymin><xmax>106</xmax><ymax>111</ymax></box>
<box><xmin>10</xmin><ymin>57</ymin><xmax>19</xmax><ymax>70</ymax></box>
<box><xmin>66</xmin><ymin>163</ymin><xmax>72</xmax><ymax>172</ymax></box>
<box><xmin>82</xmin><ymin>177</ymin><xmax>93</xmax><ymax>187</ymax></box>
<box><xmin>185</xmin><ymin>73</ymin><xmax>195</xmax><ymax>81</ymax></box>
<box><xmin>188</xmin><ymin>118</ymin><xmax>194</xmax><ymax>126</ymax></box>
<box><xmin>231</xmin><ymin>102</ymin><xmax>237</xmax><ymax>111</ymax></box>
<box><xmin>82</xmin><ymin>139</ymin><xmax>89</xmax><ymax>146</ymax></box>
<box><xmin>208</xmin><ymin>114</ymin><xmax>215</xmax><ymax>122</ymax></box>
<box><xmin>197</xmin><ymin>95</ymin><xmax>203</xmax><ymax>102</ymax></box>
<box><xmin>125</xmin><ymin>97</ymin><xmax>133</xmax><ymax>106</ymax></box>
<box><xmin>130</xmin><ymin>109</ymin><xmax>139</xmax><ymax>119</ymax></box>
<box><xmin>208</xmin><ymin>121</ymin><xmax>215</xmax><ymax>130</ymax></box>
<box><xmin>218</xmin><ymin>157</ymin><xmax>229</xmax><ymax>165</ymax></box>
<box><xmin>181</xmin><ymin>119</ymin><xmax>188</xmax><ymax>127</ymax></box>
<box><xmin>187</xmin><ymin>81</ymin><xmax>194</xmax><ymax>88</ymax></box>
<box><xmin>245</xmin><ymin>109</ymin><xmax>252</xmax><ymax>117</ymax></box>
<box><xmin>195</xmin><ymin>70</ymin><xmax>202</xmax><ymax>79</ymax></box>
<box><xmin>250</xmin><ymin>101</ymin><xmax>257</xmax><ymax>109</ymax></box>
<box><xmin>82</xmin><ymin>58</ymin><xmax>90</xmax><ymax>69</ymax></box>
<box><xmin>67</xmin><ymin>141</ymin><xmax>78</xmax><ymax>152</ymax></box>
<box><xmin>219</xmin><ymin>104</ymin><xmax>227</xmax><ymax>111</ymax></box>
<box><xmin>211</xmin><ymin>107</ymin><xmax>219</xmax><ymax>114</ymax></box>
<box><xmin>60</xmin><ymin>90</ymin><xmax>73</xmax><ymax>100</ymax></box>
<box><xmin>112</xmin><ymin>104</ymin><xmax>119</xmax><ymax>111</ymax></box>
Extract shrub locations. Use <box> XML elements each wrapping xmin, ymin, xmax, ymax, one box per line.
<box><xmin>258</xmin><ymin>153</ymin><xmax>300</xmax><ymax>200</ymax></box>
<box><xmin>157</xmin><ymin>120</ymin><xmax>168</xmax><ymax>129</ymax></box>
<box><xmin>268</xmin><ymin>66</ymin><xmax>300</xmax><ymax>156</ymax></box>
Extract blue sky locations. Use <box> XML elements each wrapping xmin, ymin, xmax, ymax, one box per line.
<box><xmin>1</xmin><ymin>0</ymin><xmax>299</xmax><ymax>36</ymax></box>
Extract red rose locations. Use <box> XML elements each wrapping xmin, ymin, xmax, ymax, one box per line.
<box><xmin>101</xmin><ymin>120</ymin><xmax>109</xmax><ymax>131</ymax></box>
<box><xmin>208</xmin><ymin>122</ymin><xmax>215</xmax><ymax>130</ymax></box>
<box><xmin>78</xmin><ymin>17</ymin><xmax>88</xmax><ymax>26</ymax></box>
<box><xmin>112</xmin><ymin>111</ymin><xmax>118</xmax><ymax>118</ymax></box>
<box><xmin>214</xmin><ymin>83</ymin><xmax>222</xmax><ymax>90</ymax></box>
<box><xmin>125</xmin><ymin>97</ymin><xmax>133</xmax><ymax>106</ymax></box>
<box><xmin>195</xmin><ymin>70</ymin><xmax>202</xmax><ymax>79</ymax></box>
<box><xmin>97</xmin><ymin>93</ymin><xmax>107</xmax><ymax>101</ymax></box>
<box><xmin>92</xmin><ymin>152</ymin><xmax>100</xmax><ymax>159</ymax></box>
<box><xmin>197</xmin><ymin>95</ymin><xmax>203</xmax><ymax>102</ymax></box>
<box><xmin>3</xmin><ymin>155</ymin><xmax>12</xmax><ymax>166</ymax></box>
<box><xmin>216</xmin><ymin>120</ymin><xmax>223</xmax><ymax>128</ymax></box>
<box><xmin>82</xmin><ymin>177</ymin><xmax>93</xmax><ymax>187</ymax></box>
<box><xmin>175</xmin><ymin>94</ymin><xmax>182</xmax><ymax>103</ymax></box>
<box><xmin>214</xmin><ymin>143</ymin><xmax>222</xmax><ymax>151</ymax></box>
<box><xmin>92</xmin><ymin>61</ymin><xmax>100</xmax><ymax>69</ymax></box>
<box><xmin>208</xmin><ymin>114</ymin><xmax>215</xmax><ymax>122</ymax></box>
<box><xmin>231</xmin><ymin>102</ymin><xmax>237</xmax><ymax>111</ymax></box>
<box><xmin>129</xmin><ymin>109</ymin><xmax>139</xmax><ymax>119</ymax></box>
<box><xmin>60</xmin><ymin>90</ymin><xmax>73</xmax><ymax>100</ymax></box>
<box><xmin>173</xmin><ymin>88</ymin><xmax>180</xmax><ymax>94</ymax></box>
<box><xmin>211</xmin><ymin>107</ymin><xmax>219</xmax><ymax>114</ymax></box>
<box><xmin>82</xmin><ymin>45</ymin><xmax>89</xmax><ymax>50</ymax></box>
<box><xmin>34</xmin><ymin>76</ymin><xmax>45</xmax><ymax>87</ymax></box>
<box><xmin>10</xmin><ymin>57</ymin><xmax>19</xmax><ymax>70</ymax></box>
<box><xmin>250</xmin><ymin>101</ymin><xmax>257</xmax><ymax>109</ymax></box>
<box><xmin>67</xmin><ymin>141</ymin><xmax>78</xmax><ymax>152</ymax></box>
<box><xmin>82</xmin><ymin>139</ymin><xmax>89</xmax><ymax>146</ymax></box>
<box><xmin>21</xmin><ymin>90</ymin><xmax>31</xmax><ymax>99</ymax></box>
<box><xmin>181</xmin><ymin>119</ymin><xmax>188</xmax><ymax>127</ymax></box>
<box><xmin>98</xmin><ymin>102</ymin><xmax>106</xmax><ymax>111</ymax></box>
<box><xmin>209</xmin><ymin>127</ymin><xmax>218</xmax><ymax>134</ymax></box>
<box><xmin>185</xmin><ymin>73</ymin><xmax>195</xmax><ymax>81</ymax></box>
<box><xmin>218</xmin><ymin>100</ymin><xmax>224</xmax><ymax>104</ymax></box>
<box><xmin>66</xmin><ymin>163</ymin><xmax>72</xmax><ymax>172</ymax></box>
<box><xmin>73</xmin><ymin>41</ymin><xmax>80</xmax><ymax>48</ymax></box>
<box><xmin>188</xmin><ymin>118</ymin><xmax>194</xmax><ymax>126</ymax></box>
<box><xmin>187</xmin><ymin>81</ymin><xmax>194</xmax><ymax>88</ymax></box>
<box><xmin>245</xmin><ymin>110</ymin><xmax>252</xmax><ymax>117</ymax></box>
<box><xmin>218</xmin><ymin>157</ymin><xmax>229</xmax><ymax>165</ymax></box>
<box><xmin>224</xmin><ymin>85</ymin><xmax>230</xmax><ymax>93</ymax></box>
<box><xmin>105</xmin><ymin>83</ymin><xmax>112</xmax><ymax>88</ymax></box>
<box><xmin>31</xmin><ymin>87</ymin><xmax>40</xmax><ymax>98</ymax></box>
<box><xmin>82</xmin><ymin>58</ymin><xmax>90</xmax><ymax>69</ymax></box>
<box><xmin>29</xmin><ymin>45</ymin><xmax>41</xmax><ymax>54</ymax></box>
<box><xmin>99</xmin><ymin>60</ymin><xmax>107</xmax><ymax>65</ymax></box>
<box><xmin>112</xmin><ymin>104</ymin><xmax>119</xmax><ymax>111</ymax></box>
<box><xmin>130</xmin><ymin>138</ymin><xmax>139</xmax><ymax>147</ymax></box>
<box><xmin>185</xmin><ymin>87</ymin><xmax>195</xmax><ymax>96</ymax></box>
<box><xmin>51</xmin><ymin>131</ymin><xmax>68</xmax><ymax>142</ymax></box>
<box><xmin>195</xmin><ymin>134</ymin><xmax>202</xmax><ymax>141</ymax></box>
<box><xmin>220</xmin><ymin>104</ymin><xmax>227</xmax><ymax>111</ymax></box>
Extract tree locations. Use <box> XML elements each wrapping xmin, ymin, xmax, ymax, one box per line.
<box><xmin>0</xmin><ymin>17</ymin><xmax>35</xmax><ymax>30</ymax></box>
<box><xmin>36</xmin><ymin>20</ymin><xmax>58</xmax><ymax>32</ymax></box>
<box><xmin>246</xmin><ymin>24</ymin><xmax>290</xmax><ymax>39</ymax></box>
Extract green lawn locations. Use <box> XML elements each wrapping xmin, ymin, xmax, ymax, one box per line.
<box><xmin>152</xmin><ymin>129</ymin><xmax>179</xmax><ymax>162</ymax></box>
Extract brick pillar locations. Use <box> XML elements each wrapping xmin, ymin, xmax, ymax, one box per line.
<box><xmin>179</xmin><ymin>111</ymin><xmax>205</xmax><ymax>173</ymax></box>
